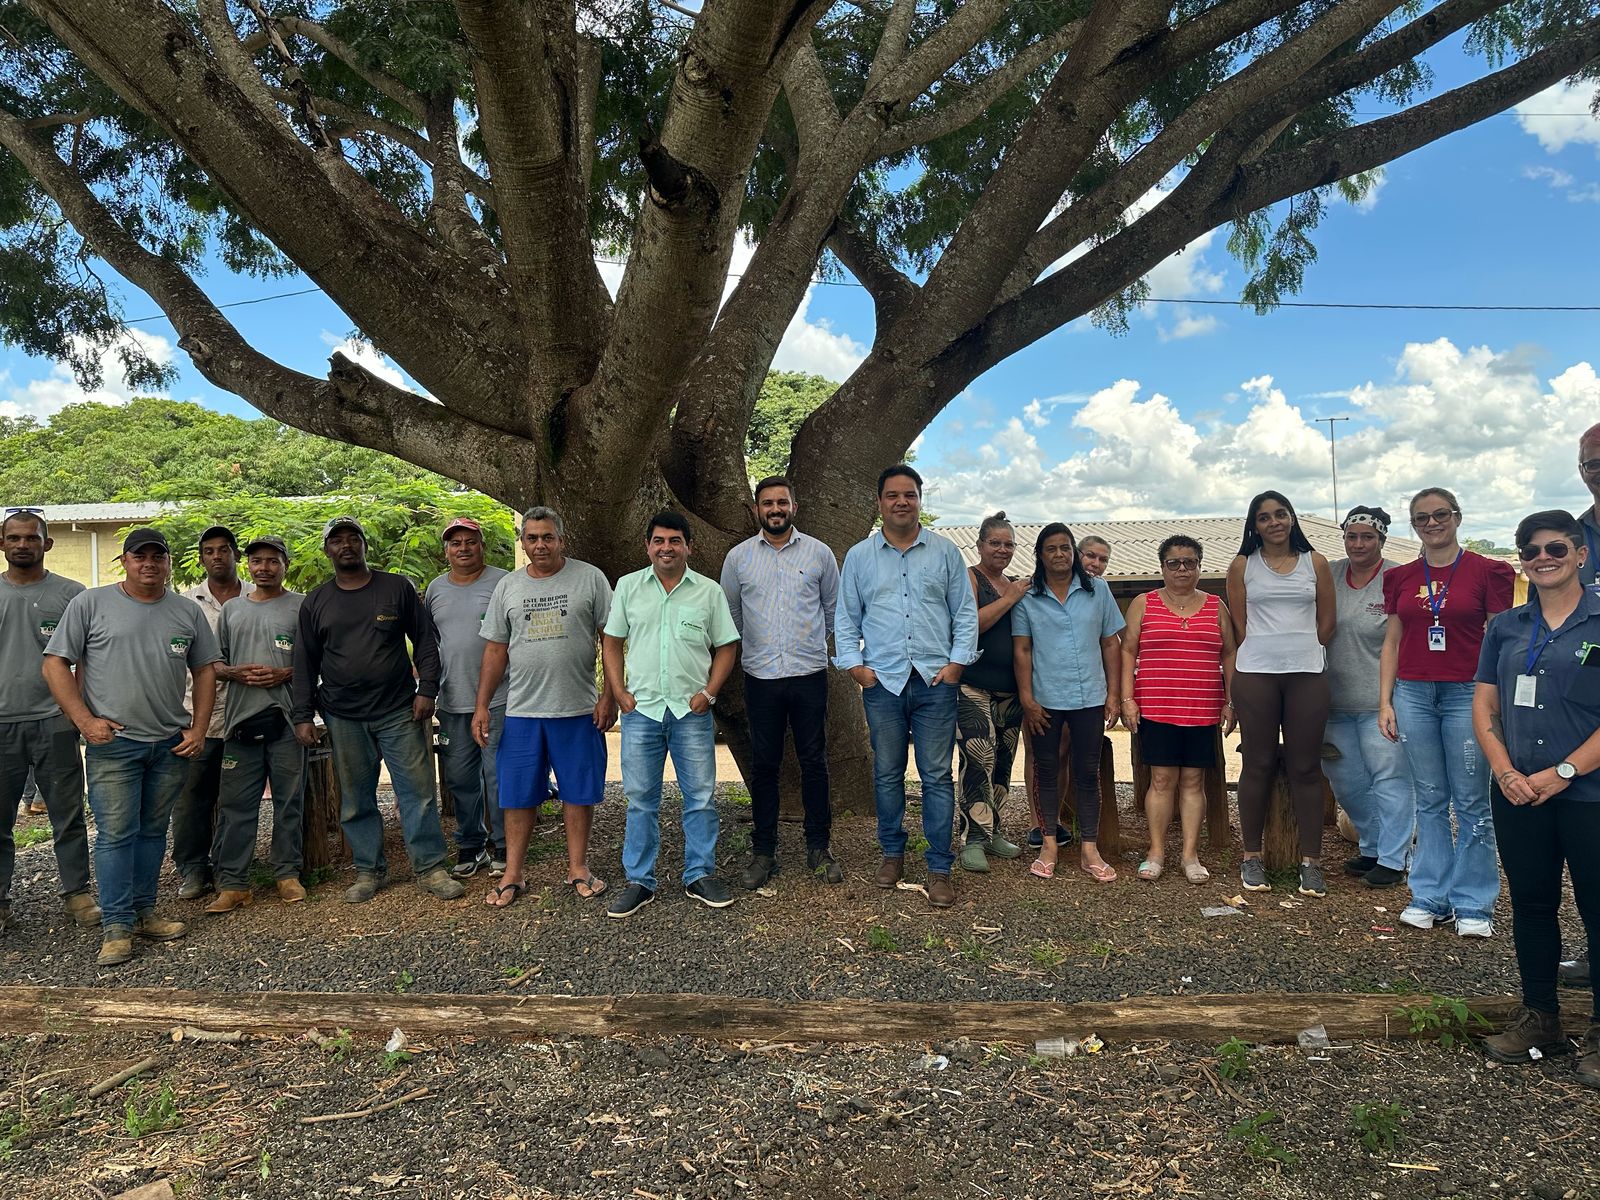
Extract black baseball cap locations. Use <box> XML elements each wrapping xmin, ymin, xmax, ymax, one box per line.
<box><xmin>243</xmin><ymin>535</ymin><xmax>290</xmax><ymax>561</ymax></box>
<box><xmin>121</xmin><ymin>528</ymin><xmax>170</xmax><ymax>554</ymax></box>
<box><xmin>322</xmin><ymin>516</ymin><xmax>367</xmax><ymax>543</ymax></box>
<box><xmin>198</xmin><ymin>524</ymin><xmax>238</xmax><ymax>550</ymax></box>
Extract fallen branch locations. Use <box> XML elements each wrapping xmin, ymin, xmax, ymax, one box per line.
<box><xmin>171</xmin><ymin>1026</ymin><xmax>245</xmax><ymax>1044</ymax></box>
<box><xmin>86</xmin><ymin>1054</ymin><xmax>163</xmax><ymax>1098</ymax></box>
<box><xmin>298</xmin><ymin>1086</ymin><xmax>430</xmax><ymax>1124</ymax></box>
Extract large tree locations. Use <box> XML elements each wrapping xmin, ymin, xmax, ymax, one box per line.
<box><xmin>0</xmin><ymin>0</ymin><xmax>1596</xmax><ymax>796</ymax></box>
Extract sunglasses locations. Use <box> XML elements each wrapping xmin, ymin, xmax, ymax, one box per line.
<box><xmin>1163</xmin><ymin>558</ymin><xmax>1200</xmax><ymax>570</ymax></box>
<box><xmin>1517</xmin><ymin>540</ymin><xmax>1575</xmax><ymax>562</ymax></box>
<box><xmin>1411</xmin><ymin>508</ymin><xmax>1458</xmax><ymax>526</ymax></box>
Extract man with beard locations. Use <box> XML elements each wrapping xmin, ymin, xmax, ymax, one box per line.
<box><xmin>720</xmin><ymin>476</ymin><xmax>842</xmax><ymax>888</ymax></box>
<box><xmin>0</xmin><ymin>510</ymin><xmax>96</xmax><ymax>932</ymax></box>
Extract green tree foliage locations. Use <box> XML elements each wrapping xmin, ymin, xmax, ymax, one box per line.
<box><xmin>144</xmin><ymin>479</ymin><xmax>515</xmax><ymax>593</ymax></box>
<box><xmin>0</xmin><ymin>396</ymin><xmax>440</xmax><ymax>503</ymax></box>
<box><xmin>746</xmin><ymin>371</ymin><xmax>837</xmax><ymax>481</ymax></box>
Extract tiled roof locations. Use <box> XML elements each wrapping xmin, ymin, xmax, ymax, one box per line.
<box><xmin>6</xmin><ymin>502</ymin><xmax>168</xmax><ymax>523</ymax></box>
<box><xmin>938</xmin><ymin>514</ymin><xmax>1427</xmax><ymax>580</ymax></box>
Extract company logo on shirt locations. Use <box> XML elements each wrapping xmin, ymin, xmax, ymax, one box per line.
<box><xmin>375</xmin><ymin>613</ymin><xmax>398</xmax><ymax>622</ymax></box>
<box><xmin>274</xmin><ymin>633</ymin><xmax>294</xmax><ymax>652</ymax></box>
<box><xmin>38</xmin><ymin>619</ymin><xmax>57</xmax><ymax>637</ymax></box>
<box><xmin>169</xmin><ymin>635</ymin><xmax>193</xmax><ymax>656</ymax></box>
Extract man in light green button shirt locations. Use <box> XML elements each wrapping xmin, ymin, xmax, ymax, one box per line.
<box><xmin>601</xmin><ymin>512</ymin><xmax>739</xmax><ymax>918</ymax></box>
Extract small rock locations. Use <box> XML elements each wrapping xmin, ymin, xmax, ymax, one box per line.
<box><xmin>1433</xmin><ymin>1183</ymin><xmax>1460</xmax><ymax>1197</ymax></box>
<box><xmin>1156</xmin><ymin>1065</ymin><xmax>1183</xmax><ymax>1084</ymax></box>
<box><xmin>1530</xmin><ymin>1184</ymin><xmax>1566</xmax><ymax>1200</ymax></box>
<box><xmin>637</xmin><ymin>1047</ymin><xmax>671</xmax><ymax>1070</ymax></box>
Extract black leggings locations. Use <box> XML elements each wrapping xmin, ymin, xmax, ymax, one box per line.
<box><xmin>1492</xmin><ymin>785</ymin><xmax>1600</xmax><ymax>1019</ymax></box>
<box><xmin>1233</xmin><ymin>671</ymin><xmax>1330</xmax><ymax>858</ymax></box>
<box><xmin>1031</xmin><ymin>707</ymin><xmax>1105</xmax><ymax>842</ymax></box>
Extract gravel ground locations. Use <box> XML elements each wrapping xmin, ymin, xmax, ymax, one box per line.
<box><xmin>2</xmin><ymin>785</ymin><xmax>1597</xmax><ymax>1200</ymax></box>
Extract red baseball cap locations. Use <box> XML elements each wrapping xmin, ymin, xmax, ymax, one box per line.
<box><xmin>441</xmin><ymin>517</ymin><xmax>483</xmax><ymax>540</ymax></box>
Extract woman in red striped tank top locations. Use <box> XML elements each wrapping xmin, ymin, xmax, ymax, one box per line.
<box><xmin>1120</xmin><ymin>535</ymin><xmax>1239</xmax><ymax>884</ymax></box>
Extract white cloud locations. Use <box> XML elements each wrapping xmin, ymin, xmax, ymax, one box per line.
<box><xmin>1158</xmin><ymin>309</ymin><xmax>1222</xmax><ymax>341</ymax></box>
<box><xmin>320</xmin><ymin>332</ymin><xmax>410</xmax><ymax>390</ymax></box>
<box><xmin>1348</xmin><ymin>169</ymin><xmax>1385</xmax><ymax>214</ymax></box>
<box><xmin>1523</xmin><ymin>162</ymin><xmax>1600</xmax><ymax>203</ymax></box>
<box><xmin>927</xmin><ymin>338</ymin><xmax>1600</xmax><ymax>544</ymax></box>
<box><xmin>0</xmin><ymin>330</ymin><xmax>174</xmax><ymax>420</ymax></box>
<box><xmin>1515</xmin><ymin>82</ymin><xmax>1600</xmax><ymax>155</ymax></box>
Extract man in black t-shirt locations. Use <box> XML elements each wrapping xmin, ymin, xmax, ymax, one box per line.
<box><xmin>291</xmin><ymin>517</ymin><xmax>463</xmax><ymax>904</ymax></box>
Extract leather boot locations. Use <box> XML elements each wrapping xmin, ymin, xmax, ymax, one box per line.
<box><xmin>1482</xmin><ymin>1005</ymin><xmax>1570</xmax><ymax>1063</ymax></box>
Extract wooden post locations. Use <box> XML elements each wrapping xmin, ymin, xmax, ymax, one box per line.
<box><xmin>300</xmin><ymin>733</ymin><xmax>347</xmax><ymax>872</ymax></box>
<box><xmin>1129</xmin><ymin>728</ymin><xmax>1231</xmax><ymax>855</ymax></box>
<box><xmin>1260</xmin><ymin>748</ymin><xmax>1300</xmax><ymax>872</ymax></box>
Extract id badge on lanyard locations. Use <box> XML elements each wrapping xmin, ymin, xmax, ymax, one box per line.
<box><xmin>1423</xmin><ymin>551</ymin><xmax>1462</xmax><ymax>653</ymax></box>
<box><xmin>1428</xmin><ymin>624</ymin><xmax>1446</xmax><ymax>653</ymax></box>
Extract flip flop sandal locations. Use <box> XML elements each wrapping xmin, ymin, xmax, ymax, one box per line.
<box><xmin>568</xmin><ymin>874</ymin><xmax>608</xmax><ymax>900</ymax></box>
<box><xmin>1183</xmin><ymin>861</ymin><xmax>1211</xmax><ymax>885</ymax></box>
<box><xmin>1028</xmin><ymin>859</ymin><xmax>1056</xmax><ymax>880</ymax></box>
<box><xmin>485</xmin><ymin>881</ymin><xmax>527</xmax><ymax>909</ymax></box>
<box><xmin>1137</xmin><ymin>859</ymin><xmax>1163</xmax><ymax>881</ymax></box>
<box><xmin>1081</xmin><ymin>861</ymin><xmax>1118</xmax><ymax>884</ymax></box>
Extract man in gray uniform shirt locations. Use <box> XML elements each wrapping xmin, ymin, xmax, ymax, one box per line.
<box><xmin>44</xmin><ymin>527</ymin><xmax>220</xmax><ymax>967</ymax></box>
<box><xmin>0</xmin><ymin>510</ymin><xmax>97</xmax><ymax>931</ymax></box>
<box><xmin>208</xmin><ymin>535</ymin><xmax>307</xmax><ymax>913</ymax></box>
<box><xmin>424</xmin><ymin>517</ymin><xmax>508</xmax><ymax>878</ymax></box>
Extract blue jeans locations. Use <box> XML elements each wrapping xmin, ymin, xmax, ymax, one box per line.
<box><xmin>85</xmin><ymin>734</ymin><xmax>188</xmax><ymax>930</ymax></box>
<box><xmin>861</xmin><ymin>674</ymin><xmax>958</xmax><ymax>873</ymax></box>
<box><xmin>437</xmin><ymin>708</ymin><xmax>505</xmax><ymax>855</ymax></box>
<box><xmin>620</xmin><ymin>707</ymin><xmax>718</xmax><ymax>891</ymax></box>
<box><xmin>323</xmin><ymin>707</ymin><xmax>448</xmax><ymax>877</ymax></box>
<box><xmin>1392</xmin><ymin>679</ymin><xmax>1499</xmax><ymax>921</ymax></box>
<box><xmin>1323</xmin><ymin>710</ymin><xmax>1416</xmax><ymax>871</ymax></box>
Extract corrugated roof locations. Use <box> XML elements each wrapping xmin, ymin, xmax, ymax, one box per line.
<box><xmin>938</xmin><ymin>514</ymin><xmax>1426</xmax><ymax>580</ymax></box>
<box><xmin>5</xmin><ymin>502</ymin><xmax>169</xmax><ymax>523</ymax></box>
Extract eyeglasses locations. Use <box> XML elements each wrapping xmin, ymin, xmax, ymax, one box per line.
<box><xmin>1581</xmin><ymin>459</ymin><xmax>1600</xmax><ymax>475</ymax></box>
<box><xmin>1518</xmin><ymin>540</ymin><xmax>1574</xmax><ymax>562</ymax></box>
<box><xmin>1411</xmin><ymin>508</ymin><xmax>1458</xmax><ymax>526</ymax></box>
<box><xmin>1163</xmin><ymin>558</ymin><xmax>1200</xmax><ymax>571</ymax></box>
<box><xmin>983</xmin><ymin>539</ymin><xmax>1016</xmax><ymax>550</ymax></box>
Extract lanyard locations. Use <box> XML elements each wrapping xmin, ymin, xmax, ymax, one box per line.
<box><xmin>1525</xmin><ymin>619</ymin><xmax>1560</xmax><ymax>676</ymax></box>
<box><xmin>1422</xmin><ymin>550</ymin><xmax>1463</xmax><ymax>627</ymax></box>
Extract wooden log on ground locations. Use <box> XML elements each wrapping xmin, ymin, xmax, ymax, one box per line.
<box><xmin>300</xmin><ymin>734</ymin><xmax>346</xmax><ymax>872</ymax></box>
<box><xmin>1129</xmin><ymin>728</ymin><xmax>1232</xmax><ymax>855</ymax></box>
<box><xmin>0</xmin><ymin>985</ymin><xmax>1573</xmax><ymax>1046</ymax></box>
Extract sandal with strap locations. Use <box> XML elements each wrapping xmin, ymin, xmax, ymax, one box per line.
<box><xmin>1182</xmin><ymin>860</ymin><xmax>1211</xmax><ymax>885</ymax></box>
<box><xmin>568</xmin><ymin>874</ymin><xmax>608</xmax><ymax>900</ymax></box>
<box><xmin>1137</xmin><ymin>858</ymin><xmax>1163</xmax><ymax>881</ymax></box>
<box><xmin>1081</xmin><ymin>861</ymin><xmax>1118</xmax><ymax>884</ymax></box>
<box><xmin>1028</xmin><ymin>859</ymin><xmax>1056</xmax><ymax>880</ymax></box>
<box><xmin>485</xmin><ymin>881</ymin><xmax>527</xmax><ymax>909</ymax></box>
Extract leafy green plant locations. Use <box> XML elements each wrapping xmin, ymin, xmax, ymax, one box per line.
<box><xmin>724</xmin><ymin>785</ymin><xmax>753</xmax><ymax>808</ymax></box>
<box><xmin>1349</xmin><ymin>1101</ymin><xmax>1407</xmax><ymax>1153</ymax></box>
<box><xmin>1029</xmin><ymin>942</ymin><xmax>1066</xmax><ymax>969</ymax></box>
<box><xmin>908</xmin><ymin>834</ymin><xmax>930</xmax><ymax>855</ymax></box>
<box><xmin>921</xmin><ymin>931</ymin><xmax>942</xmax><ymax>951</ymax></box>
<box><xmin>123</xmin><ymin>1084</ymin><xmax>181</xmax><ymax>1138</ymax></box>
<box><xmin>958</xmin><ymin>937</ymin><xmax>990</xmax><ymax>962</ymax></box>
<box><xmin>320</xmin><ymin>1029</ymin><xmax>354</xmax><ymax>1063</ymax></box>
<box><xmin>1397</xmin><ymin>996</ymin><xmax>1490</xmax><ymax>1049</ymax></box>
<box><xmin>1226</xmin><ymin>1111</ymin><xmax>1297</xmax><ymax>1167</ymax></box>
<box><xmin>867</xmin><ymin>925</ymin><xmax>898</xmax><ymax>953</ymax></box>
<box><xmin>1216</xmin><ymin>1036</ymin><xmax>1253</xmax><ymax>1081</ymax></box>
<box><xmin>13</xmin><ymin>826</ymin><xmax>52</xmax><ymax>850</ymax></box>
<box><xmin>258</xmin><ymin>1149</ymin><xmax>273</xmax><ymax>1181</ymax></box>
<box><xmin>381</xmin><ymin>1049</ymin><xmax>414</xmax><ymax>1072</ymax></box>
<box><xmin>393</xmin><ymin>969</ymin><xmax>416</xmax><ymax>994</ymax></box>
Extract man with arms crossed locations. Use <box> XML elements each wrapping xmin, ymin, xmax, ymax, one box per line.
<box><xmin>720</xmin><ymin>476</ymin><xmax>843</xmax><ymax>888</ymax></box>
<box><xmin>475</xmin><ymin>507</ymin><xmax>614</xmax><ymax>906</ymax></box>
<box><xmin>835</xmin><ymin>464</ymin><xmax>978</xmax><ymax>909</ymax></box>
<box><xmin>0</xmin><ymin>510</ymin><xmax>96</xmax><ymax>931</ymax></box>
<box><xmin>43</xmin><ymin>528</ymin><xmax>219</xmax><ymax>966</ymax></box>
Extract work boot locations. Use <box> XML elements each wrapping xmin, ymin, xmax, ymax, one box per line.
<box><xmin>97</xmin><ymin>926</ymin><xmax>134</xmax><ymax>967</ymax></box>
<box><xmin>1576</xmin><ymin>1026</ymin><xmax>1600</xmax><ymax>1090</ymax></box>
<box><xmin>417</xmin><ymin>867</ymin><xmax>466</xmax><ymax>900</ymax></box>
<box><xmin>133</xmin><ymin>911</ymin><xmax>188</xmax><ymax>941</ymax></box>
<box><xmin>874</xmin><ymin>855</ymin><xmax>904</xmax><ymax>889</ymax></box>
<box><xmin>926</xmin><ymin>872</ymin><xmax>956</xmax><ymax>909</ymax></box>
<box><xmin>739</xmin><ymin>854</ymin><xmax>778</xmax><ymax>890</ymax></box>
<box><xmin>988</xmin><ymin>833</ymin><xmax>1022</xmax><ymax>860</ymax></box>
<box><xmin>63</xmin><ymin>892</ymin><xmax>101</xmax><ymax>927</ymax></box>
<box><xmin>1482</xmin><ymin>1005</ymin><xmax>1571</xmax><ymax>1064</ymax></box>
<box><xmin>205</xmin><ymin>889</ymin><xmax>253</xmax><ymax>914</ymax></box>
<box><xmin>1560</xmin><ymin>957</ymin><xmax>1592</xmax><ymax>988</ymax></box>
<box><xmin>276</xmin><ymin>878</ymin><xmax>307</xmax><ymax>903</ymax></box>
<box><xmin>176</xmin><ymin>871</ymin><xmax>213</xmax><ymax>901</ymax></box>
<box><xmin>342</xmin><ymin>870</ymin><xmax>387</xmax><ymax>904</ymax></box>
<box><xmin>806</xmin><ymin>846</ymin><xmax>845</xmax><ymax>885</ymax></box>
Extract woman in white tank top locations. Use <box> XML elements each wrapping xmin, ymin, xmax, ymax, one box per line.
<box><xmin>1225</xmin><ymin>491</ymin><xmax>1335</xmax><ymax>899</ymax></box>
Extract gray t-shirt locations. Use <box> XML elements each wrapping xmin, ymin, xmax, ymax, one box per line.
<box><xmin>219</xmin><ymin>590</ymin><xmax>304</xmax><ymax>737</ymax></box>
<box><xmin>1328</xmin><ymin>558</ymin><xmax>1397</xmax><ymax>713</ymax></box>
<box><xmin>0</xmin><ymin>571</ymin><xmax>85</xmax><ymax>722</ymax></box>
<box><xmin>481</xmin><ymin>560</ymin><xmax>612</xmax><ymax>718</ymax></box>
<box><xmin>45</xmin><ymin>584</ymin><xmax>223</xmax><ymax>742</ymax></box>
<box><xmin>425</xmin><ymin>566</ymin><xmax>509</xmax><ymax>714</ymax></box>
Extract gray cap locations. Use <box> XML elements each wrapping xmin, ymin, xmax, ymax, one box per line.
<box><xmin>321</xmin><ymin>516</ymin><xmax>366</xmax><ymax>543</ymax></box>
<box><xmin>243</xmin><ymin>535</ymin><xmax>290</xmax><ymax>561</ymax></box>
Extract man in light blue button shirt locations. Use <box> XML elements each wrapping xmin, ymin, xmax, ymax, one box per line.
<box><xmin>835</xmin><ymin>464</ymin><xmax>978</xmax><ymax>907</ymax></box>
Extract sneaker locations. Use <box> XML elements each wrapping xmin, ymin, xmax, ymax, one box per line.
<box><xmin>926</xmin><ymin>872</ymin><xmax>955</xmax><ymax>908</ymax></box>
<box><xmin>988</xmin><ymin>833</ymin><xmax>1022</xmax><ymax>860</ymax></box>
<box><xmin>686</xmin><ymin>877</ymin><xmax>735</xmax><ymax>909</ymax></box>
<box><xmin>738</xmin><ymin>855</ymin><xmax>778</xmax><ymax>890</ymax></box>
<box><xmin>1482</xmin><ymin>1005</ymin><xmax>1570</xmax><ymax>1063</ymax></box>
<box><xmin>1343</xmin><ymin>854</ymin><xmax>1378</xmax><ymax>877</ymax></box>
<box><xmin>1363</xmin><ymin>864</ymin><xmax>1405</xmax><ymax>888</ymax></box>
<box><xmin>1399</xmin><ymin>904</ymin><xmax>1453</xmax><ymax>930</ymax></box>
<box><xmin>1026</xmin><ymin>824</ymin><xmax>1073</xmax><ymax>849</ymax></box>
<box><xmin>1559</xmin><ymin>957</ymin><xmax>1591</xmax><ymax>988</ymax></box>
<box><xmin>1297</xmin><ymin>863</ymin><xmax>1327</xmax><ymax>898</ymax></box>
<box><xmin>97</xmin><ymin>926</ymin><xmax>134</xmax><ymax>967</ymax></box>
<box><xmin>451</xmin><ymin>849</ymin><xmax>491</xmax><ymax>879</ymax></box>
<box><xmin>490</xmin><ymin>848</ymin><xmax>508</xmax><ymax>876</ymax></box>
<box><xmin>133</xmin><ymin>912</ymin><xmax>188</xmax><ymax>941</ymax></box>
<box><xmin>1240</xmin><ymin>858</ymin><xmax>1270</xmax><ymax>892</ymax></box>
<box><xmin>63</xmin><ymin>892</ymin><xmax>101</xmax><ymax>927</ymax></box>
<box><xmin>806</xmin><ymin>846</ymin><xmax>845</xmax><ymax>884</ymax></box>
<box><xmin>418</xmin><ymin>867</ymin><xmax>466</xmax><ymax>900</ymax></box>
<box><xmin>342</xmin><ymin>870</ymin><xmax>388</xmax><ymax>904</ymax></box>
<box><xmin>1457</xmin><ymin>916</ymin><xmax>1494</xmax><ymax>939</ymax></box>
<box><xmin>176</xmin><ymin>871</ymin><xmax>214</xmax><ymax>901</ymax></box>
<box><xmin>1577</xmin><ymin>1026</ymin><xmax>1600</xmax><ymax>1090</ymax></box>
<box><xmin>607</xmin><ymin>882</ymin><xmax>656</xmax><ymax>918</ymax></box>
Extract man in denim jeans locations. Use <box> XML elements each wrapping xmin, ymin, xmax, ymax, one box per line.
<box><xmin>601</xmin><ymin>511</ymin><xmax>739</xmax><ymax>918</ymax></box>
<box><xmin>835</xmin><ymin>465</ymin><xmax>978</xmax><ymax>909</ymax></box>
<box><xmin>291</xmin><ymin>517</ymin><xmax>464</xmax><ymax>904</ymax></box>
<box><xmin>43</xmin><ymin>527</ymin><xmax>220</xmax><ymax>966</ymax></box>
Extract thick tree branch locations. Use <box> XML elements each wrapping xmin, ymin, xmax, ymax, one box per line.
<box><xmin>863</xmin><ymin>0</ymin><xmax>918</xmax><ymax>93</ymax></box>
<box><xmin>826</xmin><ymin>220</ymin><xmax>916</xmax><ymax>329</ymax></box>
<box><xmin>783</xmin><ymin>35</ymin><xmax>843</xmax><ymax>160</ymax></box>
<box><xmin>874</xmin><ymin>0</ymin><xmax>1015</xmax><ymax>111</ymax></box>
<box><xmin>422</xmin><ymin>91</ymin><xmax>502</xmax><ymax>263</ymax></box>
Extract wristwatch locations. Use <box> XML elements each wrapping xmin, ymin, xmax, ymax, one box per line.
<box><xmin>698</xmin><ymin>689</ymin><xmax>718</xmax><ymax>706</ymax></box>
<box><xmin>1556</xmin><ymin>760</ymin><xmax>1579</xmax><ymax>780</ymax></box>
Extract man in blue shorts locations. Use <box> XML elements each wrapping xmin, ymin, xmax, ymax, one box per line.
<box><xmin>475</xmin><ymin>507</ymin><xmax>614</xmax><ymax>906</ymax></box>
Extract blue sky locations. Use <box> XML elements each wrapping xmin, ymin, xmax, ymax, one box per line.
<box><xmin>2</xmin><ymin>48</ymin><xmax>1597</xmax><ymax>545</ymax></box>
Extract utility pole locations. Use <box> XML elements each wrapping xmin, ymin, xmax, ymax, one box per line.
<box><xmin>1316</xmin><ymin>416</ymin><xmax>1351</xmax><ymax>522</ymax></box>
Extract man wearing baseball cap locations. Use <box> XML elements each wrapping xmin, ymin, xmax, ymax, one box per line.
<box><xmin>208</xmin><ymin>535</ymin><xmax>308</xmax><ymax>912</ymax></box>
<box><xmin>169</xmin><ymin>524</ymin><xmax>242</xmax><ymax>901</ymax></box>
<box><xmin>42</xmin><ymin>527</ymin><xmax>221</xmax><ymax>966</ymax></box>
<box><xmin>291</xmin><ymin>516</ymin><xmax>463</xmax><ymax>902</ymax></box>
<box><xmin>424</xmin><ymin>517</ymin><xmax>508</xmax><ymax>877</ymax></box>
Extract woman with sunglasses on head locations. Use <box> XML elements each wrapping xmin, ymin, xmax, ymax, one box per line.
<box><xmin>1324</xmin><ymin>507</ymin><xmax>1415</xmax><ymax>889</ymax></box>
<box><xmin>1225</xmin><ymin>491</ymin><xmax>1335</xmax><ymax>897</ymax></box>
<box><xmin>955</xmin><ymin>512</ymin><xmax>1029</xmax><ymax>873</ymax></box>
<box><xmin>1472</xmin><ymin>510</ymin><xmax>1600</xmax><ymax>1086</ymax></box>
<box><xmin>1379</xmin><ymin>487</ymin><xmax>1515</xmax><ymax>939</ymax></box>
<box><xmin>1121</xmin><ymin>536</ymin><xmax>1237</xmax><ymax>884</ymax></box>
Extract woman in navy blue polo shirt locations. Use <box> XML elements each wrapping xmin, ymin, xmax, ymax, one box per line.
<box><xmin>1472</xmin><ymin>509</ymin><xmax>1600</xmax><ymax>1087</ymax></box>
